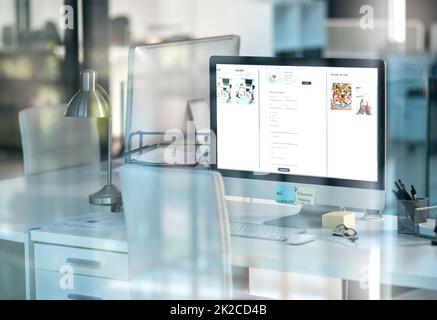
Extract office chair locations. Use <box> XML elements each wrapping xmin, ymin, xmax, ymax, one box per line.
<box><xmin>120</xmin><ymin>165</ymin><xmax>232</xmax><ymax>299</ymax></box>
<box><xmin>18</xmin><ymin>105</ymin><xmax>100</xmax><ymax>176</ymax></box>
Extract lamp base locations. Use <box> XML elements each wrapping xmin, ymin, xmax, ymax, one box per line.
<box><xmin>89</xmin><ymin>184</ymin><xmax>122</xmax><ymax>206</ymax></box>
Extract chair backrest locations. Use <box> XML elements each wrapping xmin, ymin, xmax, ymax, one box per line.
<box><xmin>19</xmin><ymin>105</ymin><xmax>100</xmax><ymax>176</ymax></box>
<box><xmin>120</xmin><ymin>164</ymin><xmax>232</xmax><ymax>299</ymax></box>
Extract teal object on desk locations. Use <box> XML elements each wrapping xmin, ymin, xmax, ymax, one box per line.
<box><xmin>276</xmin><ymin>185</ymin><xmax>296</xmax><ymax>204</ymax></box>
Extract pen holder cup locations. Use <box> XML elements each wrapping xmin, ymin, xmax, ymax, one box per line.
<box><xmin>397</xmin><ymin>198</ymin><xmax>429</xmax><ymax>235</ymax></box>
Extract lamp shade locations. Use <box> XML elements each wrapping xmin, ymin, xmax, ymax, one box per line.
<box><xmin>65</xmin><ymin>70</ymin><xmax>111</xmax><ymax>118</ymax></box>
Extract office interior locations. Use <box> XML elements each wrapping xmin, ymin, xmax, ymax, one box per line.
<box><xmin>0</xmin><ymin>0</ymin><xmax>436</xmax><ymax>301</ymax></box>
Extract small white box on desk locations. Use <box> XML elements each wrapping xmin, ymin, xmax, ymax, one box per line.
<box><xmin>322</xmin><ymin>211</ymin><xmax>356</xmax><ymax>229</ymax></box>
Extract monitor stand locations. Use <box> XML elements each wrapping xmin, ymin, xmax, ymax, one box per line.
<box><xmin>263</xmin><ymin>205</ymin><xmax>336</xmax><ymax>229</ymax></box>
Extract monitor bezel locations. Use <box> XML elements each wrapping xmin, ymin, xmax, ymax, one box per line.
<box><xmin>210</xmin><ymin>56</ymin><xmax>386</xmax><ymax>191</ymax></box>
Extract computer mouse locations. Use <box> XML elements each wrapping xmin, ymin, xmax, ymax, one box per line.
<box><xmin>285</xmin><ymin>233</ymin><xmax>315</xmax><ymax>245</ymax></box>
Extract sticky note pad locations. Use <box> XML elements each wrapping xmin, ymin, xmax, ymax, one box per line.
<box><xmin>322</xmin><ymin>211</ymin><xmax>356</xmax><ymax>229</ymax></box>
<box><xmin>276</xmin><ymin>185</ymin><xmax>296</xmax><ymax>204</ymax></box>
<box><xmin>295</xmin><ymin>187</ymin><xmax>316</xmax><ymax>205</ymax></box>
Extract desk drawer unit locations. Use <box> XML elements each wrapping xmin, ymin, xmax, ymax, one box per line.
<box><xmin>35</xmin><ymin>270</ymin><xmax>130</xmax><ymax>300</ymax></box>
<box><xmin>34</xmin><ymin>243</ymin><xmax>128</xmax><ymax>280</ymax></box>
<box><xmin>34</xmin><ymin>243</ymin><xmax>129</xmax><ymax>300</ymax></box>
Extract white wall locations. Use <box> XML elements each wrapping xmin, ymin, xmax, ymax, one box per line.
<box><xmin>193</xmin><ymin>0</ymin><xmax>274</xmax><ymax>56</ymax></box>
<box><xmin>110</xmin><ymin>0</ymin><xmax>195</xmax><ymax>41</ymax></box>
<box><xmin>325</xmin><ymin>18</ymin><xmax>426</xmax><ymax>57</ymax></box>
<box><xmin>109</xmin><ymin>0</ymin><xmax>275</xmax><ymax>56</ymax></box>
<box><xmin>109</xmin><ymin>0</ymin><xmax>326</xmax><ymax>57</ymax></box>
<box><xmin>109</xmin><ymin>0</ymin><xmax>158</xmax><ymax>41</ymax></box>
<box><xmin>30</xmin><ymin>0</ymin><xmax>64</xmax><ymax>30</ymax></box>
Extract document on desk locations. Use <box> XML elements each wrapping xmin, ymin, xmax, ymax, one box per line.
<box><xmin>34</xmin><ymin>213</ymin><xmax>126</xmax><ymax>232</ymax></box>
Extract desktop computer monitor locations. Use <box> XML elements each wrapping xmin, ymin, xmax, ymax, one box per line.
<box><xmin>125</xmin><ymin>35</ymin><xmax>240</xmax><ymax>158</ymax></box>
<box><xmin>210</xmin><ymin>56</ymin><xmax>386</xmax><ymax>218</ymax></box>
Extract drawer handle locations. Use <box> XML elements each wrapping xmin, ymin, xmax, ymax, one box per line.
<box><xmin>67</xmin><ymin>293</ymin><xmax>102</xmax><ymax>300</ymax></box>
<box><xmin>66</xmin><ymin>258</ymin><xmax>101</xmax><ymax>268</ymax></box>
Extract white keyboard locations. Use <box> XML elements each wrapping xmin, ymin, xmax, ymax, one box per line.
<box><xmin>230</xmin><ymin>222</ymin><xmax>305</xmax><ymax>241</ymax></box>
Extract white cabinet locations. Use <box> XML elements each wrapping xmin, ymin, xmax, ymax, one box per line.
<box><xmin>35</xmin><ymin>270</ymin><xmax>130</xmax><ymax>300</ymax></box>
<box><xmin>33</xmin><ymin>243</ymin><xmax>130</xmax><ymax>300</ymax></box>
<box><xmin>34</xmin><ymin>243</ymin><xmax>128</xmax><ymax>280</ymax></box>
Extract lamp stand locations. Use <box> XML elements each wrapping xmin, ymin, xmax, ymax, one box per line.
<box><xmin>89</xmin><ymin>118</ymin><xmax>122</xmax><ymax>206</ymax></box>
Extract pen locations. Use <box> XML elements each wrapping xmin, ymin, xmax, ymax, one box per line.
<box><xmin>398</xmin><ymin>179</ymin><xmax>406</xmax><ymax>189</ymax></box>
<box><xmin>411</xmin><ymin>185</ymin><xmax>418</xmax><ymax>201</ymax></box>
<box><xmin>398</xmin><ymin>179</ymin><xmax>412</xmax><ymax>200</ymax></box>
<box><xmin>394</xmin><ymin>181</ymin><xmax>408</xmax><ymax>200</ymax></box>
<box><xmin>394</xmin><ymin>181</ymin><xmax>404</xmax><ymax>199</ymax></box>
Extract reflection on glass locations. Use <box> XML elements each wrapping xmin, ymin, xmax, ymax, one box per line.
<box><xmin>121</xmin><ymin>165</ymin><xmax>232</xmax><ymax>299</ymax></box>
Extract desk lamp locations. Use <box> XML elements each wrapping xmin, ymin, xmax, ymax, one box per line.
<box><xmin>65</xmin><ymin>69</ymin><xmax>122</xmax><ymax>206</ymax></box>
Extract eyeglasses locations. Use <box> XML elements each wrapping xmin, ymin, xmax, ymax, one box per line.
<box><xmin>332</xmin><ymin>224</ymin><xmax>359</xmax><ymax>242</ymax></box>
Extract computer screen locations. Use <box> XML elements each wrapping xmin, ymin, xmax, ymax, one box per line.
<box><xmin>125</xmin><ymin>35</ymin><xmax>240</xmax><ymax>157</ymax></box>
<box><xmin>210</xmin><ymin>57</ymin><xmax>386</xmax><ymax>193</ymax></box>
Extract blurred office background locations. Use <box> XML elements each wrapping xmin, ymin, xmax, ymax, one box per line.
<box><xmin>0</xmin><ymin>0</ymin><xmax>436</xmax><ymax>301</ymax></box>
<box><xmin>0</xmin><ymin>0</ymin><xmax>436</xmax><ymax>210</ymax></box>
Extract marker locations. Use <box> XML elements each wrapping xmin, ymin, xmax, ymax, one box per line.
<box><xmin>398</xmin><ymin>179</ymin><xmax>407</xmax><ymax>190</ymax></box>
<box><xmin>397</xmin><ymin>179</ymin><xmax>412</xmax><ymax>200</ymax></box>
<box><xmin>394</xmin><ymin>181</ymin><xmax>405</xmax><ymax>199</ymax></box>
<box><xmin>411</xmin><ymin>185</ymin><xmax>418</xmax><ymax>201</ymax></box>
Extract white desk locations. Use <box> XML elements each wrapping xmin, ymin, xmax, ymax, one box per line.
<box><xmin>0</xmin><ymin>164</ymin><xmax>436</xmax><ymax>299</ymax></box>
<box><xmin>0</xmin><ymin>163</ymin><xmax>112</xmax><ymax>299</ymax></box>
<box><xmin>29</xmin><ymin>207</ymin><xmax>437</xmax><ymax>298</ymax></box>
<box><xmin>0</xmin><ymin>163</ymin><xmax>111</xmax><ymax>243</ymax></box>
